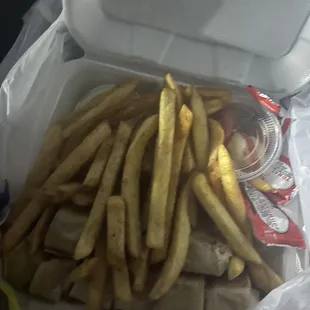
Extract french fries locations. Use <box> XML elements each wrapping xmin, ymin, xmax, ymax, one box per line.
<box><xmin>74</xmin><ymin>122</ymin><xmax>132</xmax><ymax>260</ymax></box>
<box><xmin>44</xmin><ymin>122</ymin><xmax>112</xmax><ymax>189</ymax></box>
<box><xmin>197</xmin><ymin>87</ymin><xmax>232</xmax><ymax>103</ymax></box>
<box><xmin>227</xmin><ymin>256</ymin><xmax>245</xmax><ymax>281</ymax></box>
<box><xmin>87</xmin><ymin>233</ymin><xmax>108</xmax><ymax>310</ymax></box>
<box><xmin>164</xmin><ymin>73</ymin><xmax>183</xmax><ymax>112</ymax></box>
<box><xmin>149</xmin><ymin>181</ymin><xmax>191</xmax><ymax>300</ymax></box>
<box><xmin>191</xmin><ymin>88</ymin><xmax>209</xmax><ymax>171</ymax></box>
<box><xmin>248</xmin><ymin>261</ymin><xmax>283</xmax><ymax>293</ymax></box>
<box><xmin>122</xmin><ymin>115</ymin><xmax>159</xmax><ymax>257</ymax></box>
<box><xmin>107</xmin><ymin>196</ymin><xmax>126</xmax><ymax>267</ymax></box>
<box><xmin>250</xmin><ymin>178</ymin><xmax>274</xmax><ymax>192</ymax></box>
<box><xmin>132</xmin><ymin>244</ymin><xmax>149</xmax><ymax>292</ymax></box>
<box><xmin>83</xmin><ymin>133</ymin><xmax>114</xmax><ymax>188</ymax></box>
<box><xmin>204</xmin><ymin>99</ymin><xmax>223</xmax><ymax>115</ymax></box>
<box><xmin>192</xmin><ymin>173</ymin><xmax>261</xmax><ymax>264</ymax></box>
<box><xmin>9</xmin><ymin>124</ymin><xmax>63</xmax><ymax>222</ymax></box>
<box><xmin>208</xmin><ymin>119</ymin><xmax>224</xmax><ymax>168</ymax></box>
<box><xmin>5</xmin><ymin>75</ymin><xmax>285</xmax><ymax>306</ymax></box>
<box><xmin>217</xmin><ymin>145</ymin><xmax>250</xmax><ymax>237</ymax></box>
<box><xmin>63</xmin><ymin>79</ymin><xmax>138</xmax><ymax>138</ymax></box>
<box><xmin>147</xmin><ymin>88</ymin><xmax>176</xmax><ymax>249</ymax></box>
<box><xmin>28</xmin><ymin>206</ymin><xmax>57</xmax><ymax>254</ymax></box>
<box><xmin>152</xmin><ymin>105</ymin><xmax>193</xmax><ymax>263</ymax></box>
<box><xmin>113</xmin><ymin>265</ymin><xmax>133</xmax><ymax>302</ymax></box>
<box><xmin>65</xmin><ymin>257</ymin><xmax>99</xmax><ymax>285</ymax></box>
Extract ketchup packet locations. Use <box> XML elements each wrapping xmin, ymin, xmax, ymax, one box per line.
<box><xmin>263</xmin><ymin>155</ymin><xmax>297</xmax><ymax>205</ymax></box>
<box><xmin>243</xmin><ymin>183</ymin><xmax>306</xmax><ymax>249</ymax></box>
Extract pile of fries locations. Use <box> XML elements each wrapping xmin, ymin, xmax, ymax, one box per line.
<box><xmin>0</xmin><ymin>74</ymin><xmax>283</xmax><ymax>308</ymax></box>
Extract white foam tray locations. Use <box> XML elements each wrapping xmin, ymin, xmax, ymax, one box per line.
<box><xmin>63</xmin><ymin>0</ymin><xmax>310</xmax><ymax>97</ymax></box>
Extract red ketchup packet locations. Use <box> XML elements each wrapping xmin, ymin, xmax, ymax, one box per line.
<box><xmin>263</xmin><ymin>155</ymin><xmax>297</xmax><ymax>205</ymax></box>
<box><xmin>243</xmin><ymin>183</ymin><xmax>306</xmax><ymax>249</ymax></box>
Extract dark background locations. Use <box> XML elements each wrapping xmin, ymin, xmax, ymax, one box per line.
<box><xmin>0</xmin><ymin>0</ymin><xmax>36</xmax><ymax>62</ymax></box>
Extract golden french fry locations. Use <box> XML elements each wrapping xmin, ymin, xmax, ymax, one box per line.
<box><xmin>182</xmin><ymin>143</ymin><xmax>196</xmax><ymax>173</ymax></box>
<box><xmin>197</xmin><ymin>87</ymin><xmax>232</xmax><ymax>103</ymax></box>
<box><xmin>63</xmin><ymin>79</ymin><xmax>138</xmax><ymax>138</ymax></box>
<box><xmin>87</xmin><ymin>233</ymin><xmax>108</xmax><ymax>310</ymax></box>
<box><xmin>122</xmin><ymin>115</ymin><xmax>159</xmax><ymax>257</ymax></box>
<box><xmin>133</xmin><ymin>245</ymin><xmax>149</xmax><ymax>293</ymax></box>
<box><xmin>44</xmin><ymin>122</ymin><xmax>111</xmax><ymax>189</ymax></box>
<box><xmin>191</xmin><ymin>88</ymin><xmax>209</xmax><ymax>171</ymax></box>
<box><xmin>72</xmin><ymin>192</ymin><xmax>95</xmax><ymax>207</ymax></box>
<box><xmin>36</xmin><ymin>182</ymin><xmax>82</xmax><ymax>203</ymax></box>
<box><xmin>60</xmin><ymin>86</ymin><xmax>117</xmax><ymax>128</ymax></box>
<box><xmin>107</xmin><ymin>196</ymin><xmax>126</xmax><ymax>267</ymax></box>
<box><xmin>250</xmin><ymin>178</ymin><xmax>274</xmax><ymax>192</ymax></box>
<box><xmin>165</xmin><ymin>73</ymin><xmax>183</xmax><ymax>111</ymax></box>
<box><xmin>248</xmin><ymin>261</ymin><xmax>283</xmax><ymax>293</ymax></box>
<box><xmin>9</xmin><ymin>125</ymin><xmax>63</xmax><ymax>222</ymax></box>
<box><xmin>149</xmin><ymin>181</ymin><xmax>191</xmax><ymax>300</ymax></box>
<box><xmin>217</xmin><ymin>145</ymin><xmax>250</xmax><ymax>237</ymax></box>
<box><xmin>74</xmin><ymin>122</ymin><xmax>132</xmax><ymax>260</ymax></box>
<box><xmin>28</xmin><ymin>206</ymin><xmax>58</xmax><ymax>254</ymax></box>
<box><xmin>3</xmin><ymin>194</ymin><xmax>47</xmax><ymax>253</ymax></box>
<box><xmin>112</xmin><ymin>92</ymin><xmax>159</xmax><ymax>124</ymax></box>
<box><xmin>83</xmin><ymin>134</ymin><xmax>114</xmax><ymax>188</ymax></box>
<box><xmin>147</xmin><ymin>88</ymin><xmax>176</xmax><ymax>249</ymax></box>
<box><xmin>208</xmin><ymin>119</ymin><xmax>224</xmax><ymax>168</ymax></box>
<box><xmin>228</xmin><ymin>256</ymin><xmax>245</xmax><ymax>281</ymax></box>
<box><xmin>65</xmin><ymin>257</ymin><xmax>99</xmax><ymax>285</ymax></box>
<box><xmin>192</xmin><ymin>173</ymin><xmax>261</xmax><ymax>264</ymax></box>
<box><xmin>152</xmin><ymin>105</ymin><xmax>193</xmax><ymax>263</ymax></box>
<box><xmin>187</xmin><ymin>191</ymin><xmax>198</xmax><ymax>229</ymax></box>
<box><xmin>209</xmin><ymin>162</ymin><xmax>226</xmax><ymax>205</ymax></box>
<box><xmin>113</xmin><ymin>265</ymin><xmax>132</xmax><ymax>302</ymax></box>
<box><xmin>142</xmin><ymin>137</ymin><xmax>156</xmax><ymax>173</ymax></box>
<box><xmin>204</xmin><ymin>99</ymin><xmax>224</xmax><ymax>115</ymax></box>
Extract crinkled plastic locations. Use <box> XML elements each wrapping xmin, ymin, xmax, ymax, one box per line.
<box><xmin>1</xmin><ymin>12</ymin><xmax>310</xmax><ymax>310</ymax></box>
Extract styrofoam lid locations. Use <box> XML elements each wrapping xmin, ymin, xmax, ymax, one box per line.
<box><xmin>63</xmin><ymin>0</ymin><xmax>310</xmax><ymax>96</ymax></box>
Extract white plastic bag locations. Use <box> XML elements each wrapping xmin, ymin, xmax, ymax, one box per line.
<box><xmin>1</xmin><ymin>14</ymin><xmax>310</xmax><ymax>310</ymax></box>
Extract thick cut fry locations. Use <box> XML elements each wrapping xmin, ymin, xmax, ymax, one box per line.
<box><xmin>63</xmin><ymin>79</ymin><xmax>137</xmax><ymax>138</ymax></box>
<box><xmin>3</xmin><ymin>195</ymin><xmax>47</xmax><ymax>253</ymax></box>
<box><xmin>182</xmin><ymin>143</ymin><xmax>196</xmax><ymax>173</ymax></box>
<box><xmin>60</xmin><ymin>86</ymin><xmax>117</xmax><ymax>128</ymax></box>
<box><xmin>204</xmin><ymin>99</ymin><xmax>224</xmax><ymax>115</ymax></box>
<box><xmin>191</xmin><ymin>88</ymin><xmax>209</xmax><ymax>171</ymax></box>
<box><xmin>188</xmin><ymin>191</ymin><xmax>198</xmax><ymax>229</ymax></box>
<box><xmin>250</xmin><ymin>178</ymin><xmax>274</xmax><ymax>192</ymax></box>
<box><xmin>112</xmin><ymin>93</ymin><xmax>160</xmax><ymax>124</ymax></box>
<box><xmin>209</xmin><ymin>163</ymin><xmax>226</xmax><ymax>205</ymax></box>
<box><xmin>9</xmin><ymin>125</ymin><xmax>63</xmax><ymax>222</ymax></box>
<box><xmin>87</xmin><ymin>233</ymin><xmax>108</xmax><ymax>310</ymax></box>
<box><xmin>152</xmin><ymin>105</ymin><xmax>193</xmax><ymax>263</ymax></box>
<box><xmin>83</xmin><ymin>134</ymin><xmax>114</xmax><ymax>188</ymax></box>
<box><xmin>122</xmin><ymin>115</ymin><xmax>159</xmax><ymax>257</ymax></box>
<box><xmin>74</xmin><ymin>122</ymin><xmax>132</xmax><ymax>260</ymax></box>
<box><xmin>208</xmin><ymin>119</ymin><xmax>224</xmax><ymax>168</ymax></box>
<box><xmin>228</xmin><ymin>256</ymin><xmax>245</xmax><ymax>280</ymax></box>
<box><xmin>248</xmin><ymin>261</ymin><xmax>283</xmax><ymax>293</ymax></box>
<box><xmin>192</xmin><ymin>173</ymin><xmax>261</xmax><ymax>264</ymax></box>
<box><xmin>37</xmin><ymin>183</ymin><xmax>82</xmax><ymax>203</ymax></box>
<box><xmin>44</xmin><ymin>122</ymin><xmax>111</xmax><ymax>189</ymax></box>
<box><xmin>165</xmin><ymin>73</ymin><xmax>183</xmax><ymax>112</ymax></box>
<box><xmin>197</xmin><ymin>87</ymin><xmax>232</xmax><ymax>103</ymax></box>
<box><xmin>149</xmin><ymin>181</ymin><xmax>191</xmax><ymax>300</ymax></box>
<box><xmin>28</xmin><ymin>205</ymin><xmax>58</xmax><ymax>254</ymax></box>
<box><xmin>113</xmin><ymin>265</ymin><xmax>133</xmax><ymax>302</ymax></box>
<box><xmin>217</xmin><ymin>145</ymin><xmax>250</xmax><ymax>237</ymax></box>
<box><xmin>73</xmin><ymin>192</ymin><xmax>95</xmax><ymax>207</ymax></box>
<box><xmin>65</xmin><ymin>257</ymin><xmax>99</xmax><ymax>285</ymax></box>
<box><xmin>147</xmin><ymin>88</ymin><xmax>176</xmax><ymax>249</ymax></box>
<box><xmin>132</xmin><ymin>245</ymin><xmax>149</xmax><ymax>292</ymax></box>
<box><xmin>107</xmin><ymin>196</ymin><xmax>126</xmax><ymax>267</ymax></box>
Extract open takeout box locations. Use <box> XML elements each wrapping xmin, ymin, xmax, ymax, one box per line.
<box><xmin>2</xmin><ymin>0</ymin><xmax>310</xmax><ymax>309</ymax></box>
